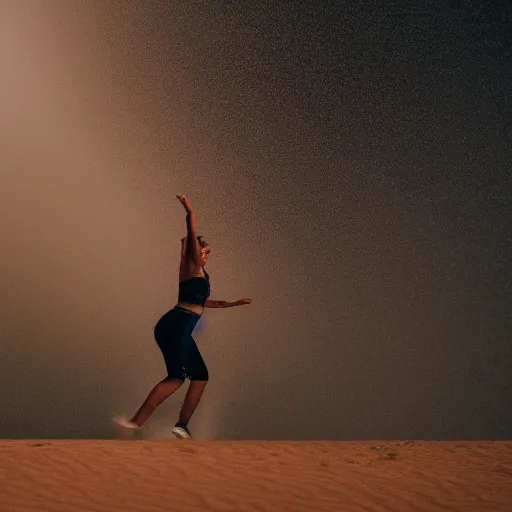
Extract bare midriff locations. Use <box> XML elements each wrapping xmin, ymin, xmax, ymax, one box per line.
<box><xmin>176</xmin><ymin>302</ymin><xmax>204</xmax><ymax>316</ymax></box>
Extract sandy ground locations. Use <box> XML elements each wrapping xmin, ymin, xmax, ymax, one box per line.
<box><xmin>0</xmin><ymin>440</ymin><xmax>510</xmax><ymax>512</ymax></box>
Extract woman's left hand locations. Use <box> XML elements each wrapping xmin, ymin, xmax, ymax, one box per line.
<box><xmin>177</xmin><ymin>194</ymin><xmax>193</xmax><ymax>213</ymax></box>
<box><xmin>239</xmin><ymin>298</ymin><xmax>252</xmax><ymax>305</ymax></box>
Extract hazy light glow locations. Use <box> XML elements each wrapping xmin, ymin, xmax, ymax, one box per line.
<box><xmin>1</xmin><ymin>1</ymin><xmax>510</xmax><ymax>440</ymax></box>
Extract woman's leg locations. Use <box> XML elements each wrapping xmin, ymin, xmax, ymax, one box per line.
<box><xmin>177</xmin><ymin>380</ymin><xmax>208</xmax><ymax>426</ymax></box>
<box><xmin>175</xmin><ymin>338</ymin><xmax>209</xmax><ymax>429</ymax></box>
<box><xmin>134</xmin><ymin>308</ymin><xmax>193</xmax><ymax>427</ymax></box>
<box><xmin>130</xmin><ymin>378</ymin><xmax>183</xmax><ymax>427</ymax></box>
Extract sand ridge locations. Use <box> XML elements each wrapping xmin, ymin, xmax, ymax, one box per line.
<box><xmin>0</xmin><ymin>440</ymin><xmax>510</xmax><ymax>511</ymax></box>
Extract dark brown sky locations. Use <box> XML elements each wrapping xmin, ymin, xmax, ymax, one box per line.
<box><xmin>1</xmin><ymin>1</ymin><xmax>511</xmax><ymax>439</ymax></box>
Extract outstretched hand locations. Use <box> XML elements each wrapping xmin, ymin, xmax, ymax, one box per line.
<box><xmin>177</xmin><ymin>194</ymin><xmax>193</xmax><ymax>213</ymax></box>
<box><xmin>239</xmin><ymin>298</ymin><xmax>252</xmax><ymax>305</ymax></box>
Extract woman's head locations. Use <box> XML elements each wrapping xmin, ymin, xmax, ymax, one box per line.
<box><xmin>197</xmin><ymin>236</ymin><xmax>210</xmax><ymax>266</ymax></box>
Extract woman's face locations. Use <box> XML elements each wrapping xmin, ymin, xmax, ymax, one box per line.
<box><xmin>200</xmin><ymin>244</ymin><xmax>210</xmax><ymax>266</ymax></box>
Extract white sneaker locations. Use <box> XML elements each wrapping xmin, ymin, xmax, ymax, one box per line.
<box><xmin>171</xmin><ymin>425</ymin><xmax>192</xmax><ymax>439</ymax></box>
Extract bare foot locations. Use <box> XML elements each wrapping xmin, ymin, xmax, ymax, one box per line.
<box><xmin>113</xmin><ymin>416</ymin><xmax>142</xmax><ymax>440</ymax></box>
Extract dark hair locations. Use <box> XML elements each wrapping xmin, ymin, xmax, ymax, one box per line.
<box><xmin>197</xmin><ymin>236</ymin><xmax>209</xmax><ymax>247</ymax></box>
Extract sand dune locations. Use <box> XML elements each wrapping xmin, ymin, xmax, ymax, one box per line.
<box><xmin>0</xmin><ymin>440</ymin><xmax>510</xmax><ymax>511</ymax></box>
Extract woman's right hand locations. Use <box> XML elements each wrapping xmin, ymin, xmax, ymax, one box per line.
<box><xmin>177</xmin><ymin>194</ymin><xmax>193</xmax><ymax>213</ymax></box>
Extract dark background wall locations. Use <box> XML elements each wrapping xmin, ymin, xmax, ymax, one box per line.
<box><xmin>1</xmin><ymin>1</ymin><xmax>510</xmax><ymax>439</ymax></box>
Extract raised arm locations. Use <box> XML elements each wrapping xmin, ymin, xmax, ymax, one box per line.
<box><xmin>177</xmin><ymin>195</ymin><xmax>200</xmax><ymax>264</ymax></box>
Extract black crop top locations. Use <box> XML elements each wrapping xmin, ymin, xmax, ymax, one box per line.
<box><xmin>177</xmin><ymin>268</ymin><xmax>210</xmax><ymax>306</ymax></box>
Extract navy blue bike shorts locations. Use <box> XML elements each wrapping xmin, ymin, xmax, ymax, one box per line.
<box><xmin>154</xmin><ymin>306</ymin><xmax>209</xmax><ymax>382</ymax></box>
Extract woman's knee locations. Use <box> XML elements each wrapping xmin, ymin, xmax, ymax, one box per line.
<box><xmin>192</xmin><ymin>369</ymin><xmax>209</xmax><ymax>382</ymax></box>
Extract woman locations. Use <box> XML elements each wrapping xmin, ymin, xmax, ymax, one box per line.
<box><xmin>115</xmin><ymin>194</ymin><xmax>251</xmax><ymax>439</ymax></box>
